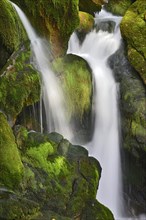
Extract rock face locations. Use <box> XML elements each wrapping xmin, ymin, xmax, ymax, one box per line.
<box><xmin>12</xmin><ymin>0</ymin><xmax>80</xmax><ymax>57</ymax></box>
<box><xmin>0</xmin><ymin>0</ymin><xmax>27</xmax><ymax>69</ymax></box>
<box><xmin>79</xmin><ymin>0</ymin><xmax>103</xmax><ymax>15</ymax></box>
<box><xmin>120</xmin><ymin>0</ymin><xmax>146</xmax><ymax>84</ymax></box>
<box><xmin>108</xmin><ymin>42</ymin><xmax>146</xmax><ymax>215</ymax></box>
<box><xmin>0</xmin><ymin>128</ymin><xmax>114</xmax><ymax>220</ymax></box>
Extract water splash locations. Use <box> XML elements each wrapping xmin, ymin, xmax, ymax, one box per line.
<box><xmin>12</xmin><ymin>2</ymin><xmax>72</xmax><ymax>139</ymax></box>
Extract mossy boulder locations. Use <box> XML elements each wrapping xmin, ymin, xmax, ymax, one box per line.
<box><xmin>105</xmin><ymin>0</ymin><xmax>133</xmax><ymax>16</ymax></box>
<box><xmin>0</xmin><ymin>43</ymin><xmax>41</xmax><ymax>123</ymax></box>
<box><xmin>76</xmin><ymin>11</ymin><xmax>94</xmax><ymax>42</ymax></box>
<box><xmin>0</xmin><ymin>112</ymin><xmax>24</xmax><ymax>188</ymax></box>
<box><xmin>12</xmin><ymin>0</ymin><xmax>79</xmax><ymax>57</ymax></box>
<box><xmin>0</xmin><ymin>130</ymin><xmax>113</xmax><ymax>220</ymax></box>
<box><xmin>0</xmin><ymin>0</ymin><xmax>27</xmax><ymax>69</ymax></box>
<box><xmin>52</xmin><ymin>54</ymin><xmax>93</xmax><ymax>140</ymax></box>
<box><xmin>78</xmin><ymin>11</ymin><xmax>94</xmax><ymax>33</ymax></box>
<box><xmin>120</xmin><ymin>0</ymin><xmax>146</xmax><ymax>84</ymax></box>
<box><xmin>79</xmin><ymin>0</ymin><xmax>105</xmax><ymax>15</ymax></box>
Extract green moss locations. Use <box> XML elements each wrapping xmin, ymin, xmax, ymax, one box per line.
<box><xmin>0</xmin><ymin>196</ymin><xmax>40</xmax><ymax>220</ymax></box>
<box><xmin>77</xmin><ymin>11</ymin><xmax>94</xmax><ymax>33</ymax></box>
<box><xmin>0</xmin><ymin>0</ymin><xmax>27</xmax><ymax>68</ymax></box>
<box><xmin>131</xmin><ymin>121</ymin><xmax>146</xmax><ymax>147</ymax></box>
<box><xmin>53</xmin><ymin>54</ymin><xmax>92</xmax><ymax>122</ymax></box>
<box><xmin>0</xmin><ymin>112</ymin><xmax>24</xmax><ymax>188</ymax></box>
<box><xmin>0</xmin><ymin>44</ymin><xmax>40</xmax><ymax>119</ymax></box>
<box><xmin>105</xmin><ymin>0</ymin><xmax>132</xmax><ymax>16</ymax></box>
<box><xmin>25</xmin><ymin>144</ymin><xmax>70</xmax><ymax>179</ymax></box>
<box><xmin>128</xmin><ymin>46</ymin><xmax>146</xmax><ymax>84</ymax></box>
<box><xmin>82</xmin><ymin>199</ymin><xmax>114</xmax><ymax>220</ymax></box>
<box><xmin>120</xmin><ymin>0</ymin><xmax>146</xmax><ymax>84</ymax></box>
<box><xmin>0</xmin><ymin>0</ymin><xmax>26</xmax><ymax>50</ymax></box>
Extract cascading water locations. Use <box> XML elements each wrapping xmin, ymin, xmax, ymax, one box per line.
<box><xmin>12</xmin><ymin>3</ymin><xmax>72</xmax><ymax>139</ymax></box>
<box><xmin>68</xmin><ymin>10</ymin><xmax>124</xmax><ymax>219</ymax></box>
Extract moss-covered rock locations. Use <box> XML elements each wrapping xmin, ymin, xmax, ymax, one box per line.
<box><xmin>21</xmin><ymin>131</ymin><xmax>113</xmax><ymax>219</ymax></box>
<box><xmin>12</xmin><ymin>0</ymin><xmax>79</xmax><ymax>57</ymax></box>
<box><xmin>108</xmin><ymin>42</ymin><xmax>146</xmax><ymax>215</ymax></box>
<box><xmin>120</xmin><ymin>0</ymin><xmax>146</xmax><ymax>84</ymax></box>
<box><xmin>76</xmin><ymin>11</ymin><xmax>94</xmax><ymax>42</ymax></box>
<box><xmin>81</xmin><ymin>199</ymin><xmax>114</xmax><ymax>220</ymax></box>
<box><xmin>0</xmin><ymin>112</ymin><xmax>24</xmax><ymax>188</ymax></box>
<box><xmin>0</xmin><ymin>130</ymin><xmax>114</xmax><ymax>219</ymax></box>
<box><xmin>79</xmin><ymin>0</ymin><xmax>104</xmax><ymax>15</ymax></box>
<box><xmin>105</xmin><ymin>0</ymin><xmax>133</xmax><ymax>16</ymax></box>
<box><xmin>0</xmin><ymin>43</ymin><xmax>40</xmax><ymax>122</ymax></box>
<box><xmin>52</xmin><ymin>54</ymin><xmax>92</xmax><ymax>139</ymax></box>
<box><xmin>78</xmin><ymin>11</ymin><xmax>94</xmax><ymax>33</ymax></box>
<box><xmin>0</xmin><ymin>189</ymin><xmax>40</xmax><ymax>220</ymax></box>
<box><xmin>0</xmin><ymin>0</ymin><xmax>27</xmax><ymax>69</ymax></box>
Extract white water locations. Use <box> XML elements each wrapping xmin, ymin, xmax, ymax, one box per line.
<box><xmin>68</xmin><ymin>10</ymin><xmax>124</xmax><ymax>219</ymax></box>
<box><xmin>12</xmin><ymin>3</ymin><xmax>72</xmax><ymax>139</ymax></box>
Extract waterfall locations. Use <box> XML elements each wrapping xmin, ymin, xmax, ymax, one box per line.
<box><xmin>12</xmin><ymin>2</ymin><xmax>72</xmax><ymax>139</ymax></box>
<box><xmin>68</xmin><ymin>10</ymin><xmax>124</xmax><ymax>219</ymax></box>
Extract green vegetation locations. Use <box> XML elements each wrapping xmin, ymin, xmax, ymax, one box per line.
<box><xmin>0</xmin><ymin>113</ymin><xmax>24</xmax><ymax>188</ymax></box>
<box><xmin>78</xmin><ymin>11</ymin><xmax>94</xmax><ymax>33</ymax></box>
<box><xmin>0</xmin><ymin>126</ymin><xmax>114</xmax><ymax>219</ymax></box>
<box><xmin>0</xmin><ymin>43</ymin><xmax>40</xmax><ymax>120</ymax></box>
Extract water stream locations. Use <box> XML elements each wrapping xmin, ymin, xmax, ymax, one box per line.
<box><xmin>68</xmin><ymin>10</ymin><xmax>124</xmax><ymax>219</ymax></box>
<box><xmin>12</xmin><ymin>2</ymin><xmax>72</xmax><ymax>140</ymax></box>
<box><xmin>11</xmin><ymin>3</ymin><xmax>146</xmax><ymax>219</ymax></box>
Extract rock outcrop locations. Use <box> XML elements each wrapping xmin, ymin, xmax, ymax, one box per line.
<box><xmin>108</xmin><ymin>42</ymin><xmax>146</xmax><ymax>215</ymax></box>
<box><xmin>120</xmin><ymin>0</ymin><xmax>146</xmax><ymax>84</ymax></box>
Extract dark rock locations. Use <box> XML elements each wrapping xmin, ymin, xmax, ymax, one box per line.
<box><xmin>108</xmin><ymin>40</ymin><xmax>146</xmax><ymax>215</ymax></box>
